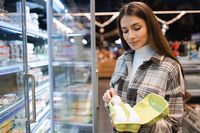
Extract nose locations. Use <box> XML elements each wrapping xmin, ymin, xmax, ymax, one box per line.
<box><xmin>128</xmin><ymin>30</ymin><xmax>136</xmax><ymax>40</ymax></box>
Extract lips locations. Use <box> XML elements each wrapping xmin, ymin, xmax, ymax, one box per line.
<box><xmin>128</xmin><ymin>41</ymin><xmax>139</xmax><ymax>44</ymax></box>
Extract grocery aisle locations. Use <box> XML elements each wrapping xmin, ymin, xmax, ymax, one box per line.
<box><xmin>97</xmin><ymin>79</ymin><xmax>113</xmax><ymax>133</ymax></box>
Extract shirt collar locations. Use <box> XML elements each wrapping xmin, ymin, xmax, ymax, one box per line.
<box><xmin>150</xmin><ymin>54</ymin><xmax>165</xmax><ymax>65</ymax></box>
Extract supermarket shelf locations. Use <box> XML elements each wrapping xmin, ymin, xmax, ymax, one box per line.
<box><xmin>178</xmin><ymin>58</ymin><xmax>200</xmax><ymax>72</ymax></box>
<box><xmin>0</xmin><ymin>98</ymin><xmax>24</xmax><ymax>124</ymax></box>
<box><xmin>28</xmin><ymin>60</ymin><xmax>48</xmax><ymax>68</ymax></box>
<box><xmin>54</xmin><ymin>124</ymin><xmax>79</xmax><ymax>133</ymax></box>
<box><xmin>183</xmin><ymin>65</ymin><xmax>200</xmax><ymax>74</ymax></box>
<box><xmin>54</xmin><ymin>91</ymin><xmax>91</xmax><ymax>97</ymax></box>
<box><xmin>27</xmin><ymin>31</ymin><xmax>47</xmax><ymax>39</ymax></box>
<box><xmin>53</xmin><ymin>61</ymin><xmax>91</xmax><ymax>67</ymax></box>
<box><xmin>65</xmin><ymin>33</ymin><xmax>88</xmax><ymax>37</ymax></box>
<box><xmin>31</xmin><ymin>106</ymin><xmax>50</xmax><ymax>132</ymax></box>
<box><xmin>54</xmin><ymin>121</ymin><xmax>93</xmax><ymax>127</ymax></box>
<box><xmin>187</xmin><ymin>89</ymin><xmax>200</xmax><ymax>96</ymax></box>
<box><xmin>179</xmin><ymin>58</ymin><xmax>200</xmax><ymax>65</ymax></box>
<box><xmin>31</xmin><ymin>105</ymin><xmax>50</xmax><ymax>132</ymax></box>
<box><xmin>0</xmin><ymin>20</ymin><xmax>22</xmax><ymax>33</ymax></box>
<box><xmin>185</xmin><ymin>74</ymin><xmax>200</xmax><ymax>97</ymax></box>
<box><xmin>34</xmin><ymin>119</ymin><xmax>51</xmax><ymax>133</ymax></box>
<box><xmin>0</xmin><ymin>65</ymin><xmax>23</xmax><ymax>75</ymax></box>
<box><xmin>0</xmin><ymin>20</ymin><xmax>47</xmax><ymax>40</ymax></box>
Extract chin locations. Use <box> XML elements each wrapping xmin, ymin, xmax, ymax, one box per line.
<box><xmin>132</xmin><ymin>47</ymin><xmax>139</xmax><ymax>51</ymax></box>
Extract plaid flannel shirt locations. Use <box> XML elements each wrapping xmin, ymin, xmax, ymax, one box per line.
<box><xmin>110</xmin><ymin>49</ymin><xmax>185</xmax><ymax>133</ymax></box>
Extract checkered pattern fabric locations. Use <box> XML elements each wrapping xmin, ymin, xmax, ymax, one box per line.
<box><xmin>110</xmin><ymin>49</ymin><xmax>185</xmax><ymax>133</ymax></box>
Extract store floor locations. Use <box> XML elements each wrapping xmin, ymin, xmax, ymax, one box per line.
<box><xmin>97</xmin><ymin>78</ymin><xmax>113</xmax><ymax>133</ymax></box>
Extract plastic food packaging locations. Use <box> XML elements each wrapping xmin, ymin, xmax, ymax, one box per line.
<box><xmin>108</xmin><ymin>93</ymin><xmax>170</xmax><ymax>133</ymax></box>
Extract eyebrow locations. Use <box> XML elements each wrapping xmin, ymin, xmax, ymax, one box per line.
<box><xmin>121</xmin><ymin>22</ymin><xmax>142</xmax><ymax>29</ymax></box>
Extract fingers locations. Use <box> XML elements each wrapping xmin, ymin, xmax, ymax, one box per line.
<box><xmin>102</xmin><ymin>88</ymin><xmax>117</xmax><ymax>103</ymax></box>
<box><xmin>110</xmin><ymin>88</ymin><xmax>116</xmax><ymax>97</ymax></box>
<box><xmin>106</xmin><ymin>90</ymin><xmax>112</xmax><ymax>100</ymax></box>
<box><xmin>102</xmin><ymin>92</ymin><xmax>107</xmax><ymax>103</ymax></box>
<box><xmin>103</xmin><ymin>91</ymin><xmax>111</xmax><ymax>103</ymax></box>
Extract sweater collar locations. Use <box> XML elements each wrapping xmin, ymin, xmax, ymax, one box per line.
<box><xmin>134</xmin><ymin>45</ymin><xmax>155</xmax><ymax>59</ymax></box>
<box><xmin>124</xmin><ymin>49</ymin><xmax>165</xmax><ymax>65</ymax></box>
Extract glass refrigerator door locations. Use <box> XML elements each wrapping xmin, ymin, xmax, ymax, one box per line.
<box><xmin>21</xmin><ymin>0</ymin><xmax>51</xmax><ymax>132</ymax></box>
<box><xmin>47</xmin><ymin>0</ymin><xmax>96</xmax><ymax>133</ymax></box>
<box><xmin>0</xmin><ymin>0</ymin><xmax>26</xmax><ymax>132</ymax></box>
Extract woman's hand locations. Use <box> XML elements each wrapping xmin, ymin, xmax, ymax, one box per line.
<box><xmin>103</xmin><ymin>88</ymin><xmax>116</xmax><ymax>103</ymax></box>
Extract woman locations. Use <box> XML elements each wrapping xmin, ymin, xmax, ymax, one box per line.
<box><xmin>103</xmin><ymin>2</ymin><xmax>185</xmax><ymax>133</ymax></box>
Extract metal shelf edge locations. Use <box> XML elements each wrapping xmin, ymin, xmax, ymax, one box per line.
<box><xmin>31</xmin><ymin>105</ymin><xmax>50</xmax><ymax>132</ymax></box>
<box><xmin>0</xmin><ymin>65</ymin><xmax>23</xmax><ymax>75</ymax></box>
<box><xmin>0</xmin><ymin>99</ymin><xmax>25</xmax><ymax>124</ymax></box>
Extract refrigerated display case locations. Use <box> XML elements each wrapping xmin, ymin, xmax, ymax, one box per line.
<box><xmin>178</xmin><ymin>58</ymin><xmax>200</xmax><ymax>133</ymax></box>
<box><xmin>0</xmin><ymin>0</ymin><xmax>26</xmax><ymax>132</ymax></box>
<box><xmin>0</xmin><ymin>0</ymin><xmax>50</xmax><ymax>132</ymax></box>
<box><xmin>47</xmin><ymin>0</ymin><xmax>97</xmax><ymax>132</ymax></box>
<box><xmin>179</xmin><ymin>58</ymin><xmax>200</xmax><ymax>97</ymax></box>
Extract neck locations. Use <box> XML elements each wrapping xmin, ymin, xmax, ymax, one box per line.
<box><xmin>134</xmin><ymin>45</ymin><xmax>155</xmax><ymax>60</ymax></box>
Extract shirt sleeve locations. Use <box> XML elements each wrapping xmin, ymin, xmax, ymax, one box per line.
<box><xmin>109</xmin><ymin>55</ymin><xmax>127</xmax><ymax>89</ymax></box>
<box><xmin>151</xmin><ymin>63</ymin><xmax>185</xmax><ymax>133</ymax></box>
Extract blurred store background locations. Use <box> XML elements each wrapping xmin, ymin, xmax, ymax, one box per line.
<box><xmin>94</xmin><ymin>1</ymin><xmax>200</xmax><ymax>132</ymax></box>
<box><xmin>94</xmin><ymin>0</ymin><xmax>200</xmax><ymax>78</ymax></box>
<box><xmin>0</xmin><ymin>0</ymin><xmax>200</xmax><ymax>132</ymax></box>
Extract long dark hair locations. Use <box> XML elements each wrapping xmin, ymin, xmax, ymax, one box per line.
<box><xmin>117</xmin><ymin>2</ymin><xmax>177</xmax><ymax>61</ymax></box>
<box><xmin>117</xmin><ymin>2</ymin><xmax>185</xmax><ymax>95</ymax></box>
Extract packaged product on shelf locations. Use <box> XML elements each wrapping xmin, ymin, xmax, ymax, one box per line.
<box><xmin>73</xmin><ymin>67</ymin><xmax>90</xmax><ymax>83</ymax></box>
<box><xmin>0</xmin><ymin>8</ymin><xmax>10</xmax><ymax>22</ymax></box>
<box><xmin>28</xmin><ymin>67</ymin><xmax>42</xmax><ymax>86</ymax></box>
<box><xmin>8</xmin><ymin>12</ymin><xmax>22</xmax><ymax>27</ymax></box>
<box><xmin>27</xmin><ymin>43</ymin><xmax>37</xmax><ymax>61</ymax></box>
<box><xmin>67</xmin><ymin>84</ymin><xmax>91</xmax><ymax>92</ymax></box>
<box><xmin>8</xmin><ymin>41</ymin><xmax>23</xmax><ymax>63</ymax></box>
<box><xmin>0</xmin><ymin>93</ymin><xmax>18</xmax><ymax>105</ymax></box>
<box><xmin>64</xmin><ymin>115</ymin><xmax>92</xmax><ymax>123</ymax></box>
<box><xmin>29</xmin><ymin>13</ymin><xmax>39</xmax><ymax>33</ymax></box>
<box><xmin>11</xmin><ymin>109</ymin><xmax>26</xmax><ymax>132</ymax></box>
<box><xmin>53</xmin><ymin>40</ymin><xmax>76</xmax><ymax>61</ymax></box>
<box><xmin>34</xmin><ymin>44</ymin><xmax>48</xmax><ymax>60</ymax></box>
<box><xmin>8</xmin><ymin>128</ymin><xmax>23</xmax><ymax>133</ymax></box>
<box><xmin>0</xmin><ymin>119</ymin><xmax>14</xmax><ymax>133</ymax></box>
<box><xmin>54</xmin><ymin>84</ymin><xmax>92</xmax><ymax>123</ymax></box>
<box><xmin>0</xmin><ymin>40</ymin><xmax>10</xmax><ymax>65</ymax></box>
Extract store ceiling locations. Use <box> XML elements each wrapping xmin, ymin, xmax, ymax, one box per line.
<box><xmin>93</xmin><ymin>0</ymin><xmax>200</xmax><ymax>42</ymax></box>
<box><xmin>61</xmin><ymin>0</ymin><xmax>200</xmax><ymax>42</ymax></box>
<box><xmin>4</xmin><ymin>0</ymin><xmax>200</xmax><ymax>42</ymax></box>
<box><xmin>62</xmin><ymin>0</ymin><xmax>200</xmax><ymax>12</ymax></box>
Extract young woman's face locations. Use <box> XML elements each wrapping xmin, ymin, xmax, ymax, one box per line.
<box><xmin>120</xmin><ymin>15</ymin><xmax>148</xmax><ymax>50</ymax></box>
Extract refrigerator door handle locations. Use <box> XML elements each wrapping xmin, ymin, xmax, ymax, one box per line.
<box><xmin>26</xmin><ymin>73</ymin><xmax>36</xmax><ymax>123</ymax></box>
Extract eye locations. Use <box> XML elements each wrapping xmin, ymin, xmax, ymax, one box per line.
<box><xmin>133</xmin><ymin>26</ymin><xmax>141</xmax><ymax>31</ymax></box>
<box><xmin>121</xmin><ymin>29</ymin><xmax>128</xmax><ymax>34</ymax></box>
